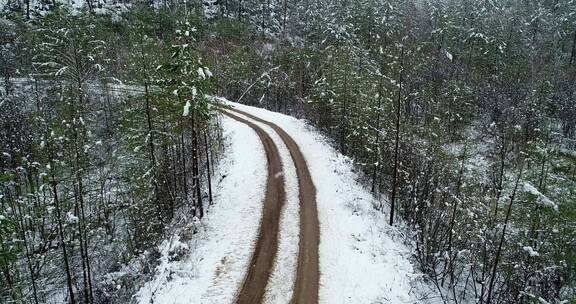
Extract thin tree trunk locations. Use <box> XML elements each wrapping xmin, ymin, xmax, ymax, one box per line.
<box><xmin>50</xmin><ymin>167</ymin><xmax>76</xmax><ymax>304</ymax></box>
<box><xmin>74</xmin><ymin>199</ymin><xmax>90</xmax><ymax>304</ymax></box>
<box><xmin>15</xmin><ymin>183</ymin><xmax>39</xmax><ymax>304</ymax></box>
<box><xmin>493</xmin><ymin>138</ymin><xmax>507</xmax><ymax>223</ymax></box>
<box><xmin>144</xmin><ymin>80</ymin><xmax>156</xmax><ymax>166</ymax></box>
<box><xmin>181</xmin><ymin>129</ymin><xmax>189</xmax><ymax>204</ymax></box>
<box><xmin>283</xmin><ymin>0</ymin><xmax>288</xmax><ymax>33</ymax></box>
<box><xmin>73</xmin><ymin>143</ymin><xmax>92</xmax><ymax>304</ymax></box>
<box><xmin>238</xmin><ymin>0</ymin><xmax>242</xmax><ymax>20</ymax></box>
<box><xmin>441</xmin><ymin>143</ymin><xmax>467</xmax><ymax>291</ymax></box>
<box><xmin>486</xmin><ymin>160</ymin><xmax>525</xmax><ymax>304</ymax></box>
<box><xmin>340</xmin><ymin>63</ymin><xmax>348</xmax><ymax>154</ymax></box>
<box><xmin>538</xmin><ymin>132</ymin><xmax>549</xmax><ymax>192</ymax></box>
<box><xmin>0</xmin><ymin>251</ymin><xmax>16</xmax><ymax>301</ymax></box>
<box><xmin>3</xmin><ymin>67</ymin><xmax>11</xmax><ymax>96</ymax></box>
<box><xmin>191</xmin><ymin>113</ymin><xmax>203</xmax><ymax>218</ymax></box>
<box><xmin>389</xmin><ymin>47</ymin><xmax>404</xmax><ymax>226</ymax></box>
<box><xmin>371</xmin><ymin>81</ymin><xmax>383</xmax><ymax>194</ymax></box>
<box><xmin>74</xmin><ymin>79</ymin><xmax>94</xmax><ymax>304</ymax></box>
<box><xmin>86</xmin><ymin>0</ymin><xmax>94</xmax><ymax>13</ymax></box>
<box><xmin>571</xmin><ymin>29</ymin><xmax>576</xmax><ymax>65</ymax></box>
<box><xmin>80</xmin><ymin>190</ymin><xmax>94</xmax><ymax>303</ymax></box>
<box><xmin>204</xmin><ymin>132</ymin><xmax>213</xmax><ymax>205</ymax></box>
<box><xmin>143</xmin><ymin>79</ymin><xmax>163</xmax><ymax>227</ymax></box>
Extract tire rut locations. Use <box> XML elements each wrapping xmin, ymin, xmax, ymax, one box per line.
<box><xmin>221</xmin><ymin>110</ymin><xmax>286</xmax><ymax>304</ymax></box>
<box><xmin>227</xmin><ymin>107</ymin><xmax>320</xmax><ymax>304</ymax></box>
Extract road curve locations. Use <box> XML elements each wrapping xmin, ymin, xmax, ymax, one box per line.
<box><xmin>228</xmin><ymin>107</ymin><xmax>320</xmax><ymax>304</ymax></box>
<box><xmin>221</xmin><ymin>110</ymin><xmax>286</xmax><ymax>304</ymax></box>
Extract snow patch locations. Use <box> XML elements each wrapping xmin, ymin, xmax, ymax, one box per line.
<box><xmin>523</xmin><ymin>182</ymin><xmax>559</xmax><ymax>212</ymax></box>
<box><xmin>66</xmin><ymin>212</ymin><xmax>79</xmax><ymax>223</ymax></box>
<box><xmin>197</xmin><ymin>67</ymin><xmax>206</xmax><ymax>79</ymax></box>
<box><xmin>445</xmin><ymin>49</ymin><xmax>453</xmax><ymax>61</ymax></box>
<box><xmin>522</xmin><ymin>246</ymin><xmax>540</xmax><ymax>257</ymax></box>
<box><xmin>183</xmin><ymin>100</ymin><xmax>191</xmax><ymax>117</ymax></box>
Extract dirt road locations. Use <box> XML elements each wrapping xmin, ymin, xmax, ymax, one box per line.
<box><xmin>226</xmin><ymin>107</ymin><xmax>320</xmax><ymax>304</ymax></box>
<box><xmin>221</xmin><ymin>111</ymin><xmax>286</xmax><ymax>304</ymax></box>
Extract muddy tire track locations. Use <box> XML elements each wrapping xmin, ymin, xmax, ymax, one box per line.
<box><xmin>228</xmin><ymin>108</ymin><xmax>320</xmax><ymax>304</ymax></box>
<box><xmin>221</xmin><ymin>111</ymin><xmax>286</xmax><ymax>304</ymax></box>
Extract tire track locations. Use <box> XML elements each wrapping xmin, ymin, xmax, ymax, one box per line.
<box><xmin>228</xmin><ymin>107</ymin><xmax>320</xmax><ymax>304</ymax></box>
<box><xmin>221</xmin><ymin>110</ymin><xmax>286</xmax><ymax>304</ymax></box>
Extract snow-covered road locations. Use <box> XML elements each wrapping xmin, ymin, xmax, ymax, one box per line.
<box><xmin>136</xmin><ymin>99</ymin><xmax>438</xmax><ymax>304</ymax></box>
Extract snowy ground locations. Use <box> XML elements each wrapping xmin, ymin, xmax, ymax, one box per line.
<box><xmin>136</xmin><ymin>98</ymin><xmax>440</xmax><ymax>304</ymax></box>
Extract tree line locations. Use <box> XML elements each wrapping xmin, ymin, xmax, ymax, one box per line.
<box><xmin>204</xmin><ymin>0</ymin><xmax>576</xmax><ymax>302</ymax></box>
<box><xmin>1</xmin><ymin>6</ymin><xmax>220</xmax><ymax>303</ymax></box>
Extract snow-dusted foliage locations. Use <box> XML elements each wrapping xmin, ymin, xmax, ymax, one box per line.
<box><xmin>0</xmin><ymin>8</ymin><xmax>220</xmax><ymax>304</ymax></box>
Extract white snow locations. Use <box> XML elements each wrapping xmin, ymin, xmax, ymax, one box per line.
<box><xmin>523</xmin><ymin>182</ymin><xmax>559</xmax><ymax>212</ymax></box>
<box><xmin>445</xmin><ymin>49</ymin><xmax>453</xmax><ymax>61</ymax></box>
<box><xmin>183</xmin><ymin>100</ymin><xmax>191</xmax><ymax>117</ymax></box>
<box><xmin>204</xmin><ymin>68</ymin><xmax>213</xmax><ymax>78</ymax></box>
<box><xmin>198</xmin><ymin>67</ymin><xmax>206</xmax><ymax>79</ymax></box>
<box><xmin>66</xmin><ymin>212</ymin><xmax>79</xmax><ymax>223</ymax></box>
<box><xmin>522</xmin><ymin>246</ymin><xmax>540</xmax><ymax>257</ymax></box>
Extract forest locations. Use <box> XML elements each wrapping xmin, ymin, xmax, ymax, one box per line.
<box><xmin>0</xmin><ymin>0</ymin><xmax>575</xmax><ymax>303</ymax></box>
